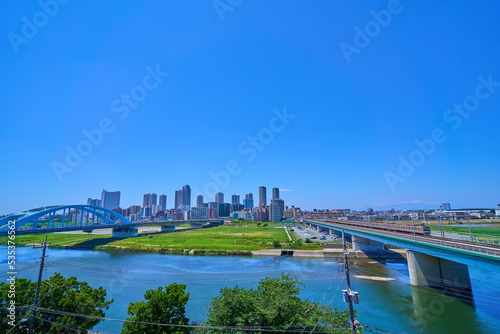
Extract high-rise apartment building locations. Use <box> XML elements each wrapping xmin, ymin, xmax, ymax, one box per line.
<box><xmin>243</xmin><ymin>198</ymin><xmax>253</xmax><ymax>210</ymax></box>
<box><xmin>182</xmin><ymin>185</ymin><xmax>191</xmax><ymax>208</ymax></box>
<box><xmin>231</xmin><ymin>194</ymin><xmax>240</xmax><ymax>205</ymax></box>
<box><xmin>269</xmin><ymin>199</ymin><xmax>285</xmax><ymax>222</ymax></box>
<box><xmin>101</xmin><ymin>190</ymin><xmax>121</xmax><ymax>210</ymax></box>
<box><xmin>272</xmin><ymin>188</ymin><xmax>279</xmax><ymax>200</ymax></box>
<box><xmin>259</xmin><ymin>186</ymin><xmax>267</xmax><ymax>207</ymax></box>
<box><xmin>128</xmin><ymin>205</ymin><xmax>141</xmax><ymax>215</ymax></box>
<box><xmin>243</xmin><ymin>193</ymin><xmax>254</xmax><ymax>210</ymax></box>
<box><xmin>230</xmin><ymin>204</ymin><xmax>244</xmax><ymax>213</ymax></box>
<box><xmin>208</xmin><ymin>202</ymin><xmax>220</xmax><ymax>212</ymax></box>
<box><xmin>175</xmin><ymin>190</ymin><xmax>182</xmax><ymax>209</ymax></box>
<box><xmin>151</xmin><ymin>205</ymin><xmax>160</xmax><ymax>217</ymax></box>
<box><xmin>255</xmin><ymin>207</ymin><xmax>269</xmax><ymax>222</ymax></box>
<box><xmin>142</xmin><ymin>207</ymin><xmax>152</xmax><ymax>217</ymax></box>
<box><xmin>196</xmin><ymin>195</ymin><xmax>204</xmax><ymax>208</ymax></box>
<box><xmin>218</xmin><ymin>203</ymin><xmax>231</xmax><ymax>217</ymax></box>
<box><xmin>87</xmin><ymin>198</ymin><xmax>101</xmax><ymax>207</ymax></box>
<box><xmin>159</xmin><ymin>194</ymin><xmax>167</xmax><ymax>211</ymax></box>
<box><xmin>215</xmin><ymin>192</ymin><xmax>224</xmax><ymax>204</ymax></box>
<box><xmin>269</xmin><ymin>204</ymin><xmax>282</xmax><ymax>222</ymax></box>
<box><xmin>207</xmin><ymin>207</ymin><xmax>218</xmax><ymax>219</ymax></box>
<box><xmin>143</xmin><ymin>193</ymin><xmax>158</xmax><ymax>208</ymax></box>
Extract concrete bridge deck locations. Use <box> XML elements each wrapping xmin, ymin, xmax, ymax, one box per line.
<box><xmin>305</xmin><ymin>219</ymin><xmax>500</xmax><ymax>301</ymax></box>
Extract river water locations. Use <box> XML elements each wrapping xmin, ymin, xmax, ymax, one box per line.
<box><xmin>2</xmin><ymin>246</ymin><xmax>499</xmax><ymax>333</ymax></box>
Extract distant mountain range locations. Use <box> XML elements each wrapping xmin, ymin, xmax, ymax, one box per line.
<box><xmin>358</xmin><ymin>203</ymin><xmax>495</xmax><ymax>212</ymax></box>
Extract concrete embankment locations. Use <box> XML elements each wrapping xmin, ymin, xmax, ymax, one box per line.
<box><xmin>252</xmin><ymin>248</ymin><xmax>407</xmax><ymax>259</ymax></box>
<box><xmin>13</xmin><ymin>242</ymin><xmax>406</xmax><ymax>259</ymax></box>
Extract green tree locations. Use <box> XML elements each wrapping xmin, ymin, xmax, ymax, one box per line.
<box><xmin>201</xmin><ymin>273</ymin><xmax>352</xmax><ymax>333</ymax></box>
<box><xmin>0</xmin><ymin>273</ymin><xmax>113</xmax><ymax>334</ymax></box>
<box><xmin>121</xmin><ymin>283</ymin><xmax>189</xmax><ymax>334</ymax></box>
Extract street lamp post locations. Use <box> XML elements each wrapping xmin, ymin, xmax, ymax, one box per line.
<box><xmin>467</xmin><ymin>214</ymin><xmax>473</xmax><ymax>241</ymax></box>
<box><xmin>438</xmin><ymin>206</ymin><xmax>445</xmax><ymax>239</ymax></box>
<box><xmin>411</xmin><ymin>216</ymin><xmax>417</xmax><ymax>241</ymax></box>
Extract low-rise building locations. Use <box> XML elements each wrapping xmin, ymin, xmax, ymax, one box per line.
<box><xmin>191</xmin><ymin>207</ymin><xmax>208</xmax><ymax>220</ymax></box>
<box><xmin>283</xmin><ymin>209</ymin><xmax>294</xmax><ymax>219</ymax></box>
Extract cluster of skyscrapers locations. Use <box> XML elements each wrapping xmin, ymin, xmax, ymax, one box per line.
<box><xmin>188</xmin><ymin>186</ymin><xmax>295</xmax><ymax>222</ymax></box>
<box><xmin>87</xmin><ymin>186</ymin><xmax>300</xmax><ymax>222</ymax></box>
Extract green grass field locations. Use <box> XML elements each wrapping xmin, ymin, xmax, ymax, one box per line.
<box><xmin>0</xmin><ymin>223</ymin><xmax>323</xmax><ymax>252</ymax></box>
<box><xmin>382</xmin><ymin>219</ymin><xmax>500</xmax><ymax>226</ymax></box>
<box><xmin>427</xmin><ymin>225</ymin><xmax>500</xmax><ymax>240</ymax></box>
<box><xmin>112</xmin><ymin>225</ymin><xmax>290</xmax><ymax>251</ymax></box>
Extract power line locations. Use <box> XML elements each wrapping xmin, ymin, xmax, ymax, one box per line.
<box><xmin>39</xmin><ymin>318</ymin><xmax>87</xmax><ymax>334</ymax></box>
<box><xmin>36</xmin><ymin>307</ymin><xmax>350</xmax><ymax>333</ymax></box>
<box><xmin>342</xmin><ymin>230</ymin><xmax>358</xmax><ymax>334</ymax></box>
<box><xmin>5</xmin><ymin>282</ymin><xmax>53</xmax><ymax>334</ymax></box>
<box><xmin>349</xmin><ymin>265</ymin><xmax>500</xmax><ymax>307</ymax></box>
<box><xmin>300</xmin><ymin>267</ymin><xmax>343</xmax><ymax>334</ymax></box>
<box><xmin>306</xmin><ymin>276</ymin><xmax>346</xmax><ymax>334</ymax></box>
<box><xmin>28</xmin><ymin>236</ymin><xmax>48</xmax><ymax>334</ymax></box>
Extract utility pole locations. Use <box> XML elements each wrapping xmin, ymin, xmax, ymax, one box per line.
<box><xmin>29</xmin><ymin>236</ymin><xmax>48</xmax><ymax>334</ymax></box>
<box><xmin>342</xmin><ymin>230</ymin><xmax>357</xmax><ymax>334</ymax></box>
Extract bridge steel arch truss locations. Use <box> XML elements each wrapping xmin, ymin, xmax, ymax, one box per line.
<box><xmin>0</xmin><ymin>205</ymin><xmax>131</xmax><ymax>233</ymax></box>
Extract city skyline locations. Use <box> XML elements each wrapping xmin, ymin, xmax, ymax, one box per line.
<box><xmin>0</xmin><ymin>184</ymin><xmax>497</xmax><ymax>216</ymax></box>
<box><xmin>1</xmin><ymin>2</ymin><xmax>500</xmax><ymax>215</ymax></box>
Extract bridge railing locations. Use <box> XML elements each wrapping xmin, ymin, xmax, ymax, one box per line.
<box><xmin>312</xmin><ymin>220</ymin><xmax>500</xmax><ymax>259</ymax></box>
<box><xmin>14</xmin><ymin>219</ymin><xmax>223</xmax><ymax>232</ymax></box>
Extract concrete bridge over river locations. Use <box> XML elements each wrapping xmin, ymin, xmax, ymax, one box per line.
<box><xmin>305</xmin><ymin>219</ymin><xmax>500</xmax><ymax>300</ymax></box>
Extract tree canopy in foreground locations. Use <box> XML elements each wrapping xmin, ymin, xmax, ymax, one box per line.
<box><xmin>200</xmin><ymin>273</ymin><xmax>353</xmax><ymax>333</ymax></box>
<box><xmin>0</xmin><ymin>272</ymin><xmax>113</xmax><ymax>334</ymax></box>
<box><xmin>121</xmin><ymin>283</ymin><xmax>190</xmax><ymax>334</ymax></box>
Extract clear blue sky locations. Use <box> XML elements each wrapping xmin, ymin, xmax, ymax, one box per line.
<box><xmin>2</xmin><ymin>1</ymin><xmax>500</xmax><ymax>215</ymax></box>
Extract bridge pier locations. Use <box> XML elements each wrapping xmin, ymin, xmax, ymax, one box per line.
<box><xmin>111</xmin><ymin>227</ymin><xmax>138</xmax><ymax>238</ymax></box>
<box><xmin>160</xmin><ymin>226</ymin><xmax>176</xmax><ymax>233</ymax></box>
<box><xmin>190</xmin><ymin>223</ymin><xmax>204</xmax><ymax>229</ymax></box>
<box><xmin>351</xmin><ymin>235</ymin><xmax>385</xmax><ymax>251</ymax></box>
<box><xmin>328</xmin><ymin>229</ymin><xmax>342</xmax><ymax>238</ymax></box>
<box><xmin>407</xmin><ymin>250</ymin><xmax>472</xmax><ymax>298</ymax></box>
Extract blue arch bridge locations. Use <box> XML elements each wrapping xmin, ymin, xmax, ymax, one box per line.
<box><xmin>0</xmin><ymin>205</ymin><xmax>222</xmax><ymax>237</ymax></box>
